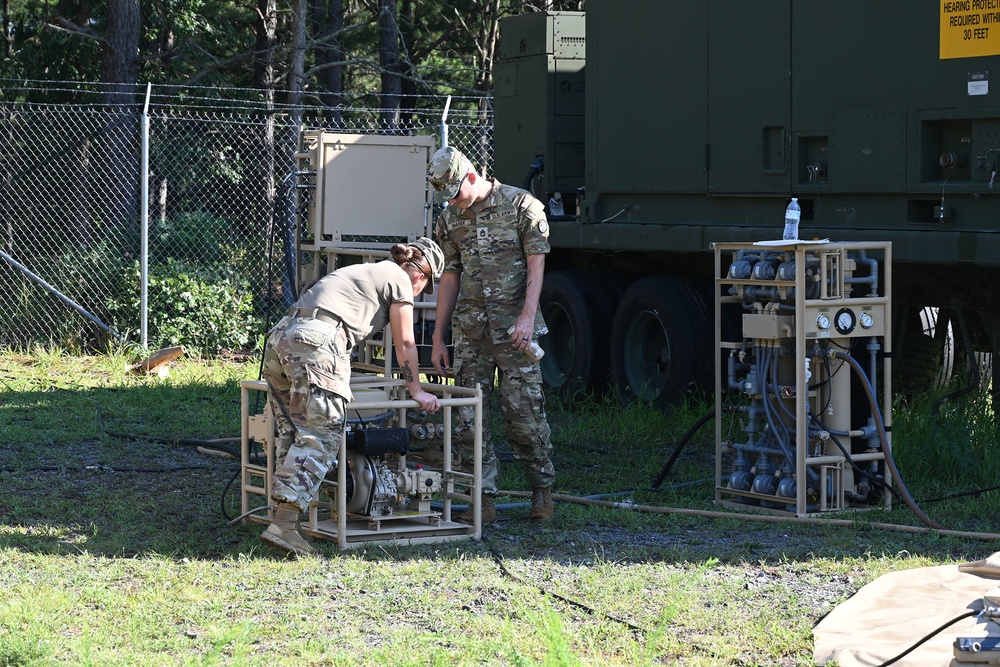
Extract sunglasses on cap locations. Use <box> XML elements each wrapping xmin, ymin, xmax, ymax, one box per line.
<box><xmin>431</xmin><ymin>172</ymin><xmax>469</xmax><ymax>196</ymax></box>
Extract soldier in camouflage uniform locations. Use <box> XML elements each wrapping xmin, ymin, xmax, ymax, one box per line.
<box><xmin>260</xmin><ymin>238</ymin><xmax>444</xmax><ymax>556</ymax></box>
<box><xmin>427</xmin><ymin>146</ymin><xmax>556</xmax><ymax>525</ymax></box>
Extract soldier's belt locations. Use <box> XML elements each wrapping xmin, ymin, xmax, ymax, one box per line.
<box><xmin>286</xmin><ymin>306</ymin><xmax>341</xmax><ymax>328</ymax></box>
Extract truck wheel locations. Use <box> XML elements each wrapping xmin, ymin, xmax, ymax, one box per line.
<box><xmin>610</xmin><ymin>276</ymin><xmax>711</xmax><ymax>408</ymax></box>
<box><xmin>538</xmin><ymin>269</ymin><xmax>615</xmax><ymax>398</ymax></box>
<box><xmin>896</xmin><ymin>305</ymin><xmax>956</xmax><ymax>392</ymax></box>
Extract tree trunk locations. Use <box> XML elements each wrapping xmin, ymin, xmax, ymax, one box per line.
<box><xmin>255</xmin><ymin>0</ymin><xmax>279</xmax><ymax>309</ymax></box>
<box><xmin>69</xmin><ymin>137</ymin><xmax>95</xmax><ymax>248</ymax></box>
<box><xmin>473</xmin><ymin>0</ymin><xmax>501</xmax><ymax>168</ymax></box>
<box><xmin>1</xmin><ymin>0</ymin><xmax>11</xmax><ymax>59</ymax></box>
<box><xmin>99</xmin><ymin>0</ymin><xmax>141</xmax><ymax>240</ymax></box>
<box><xmin>311</xmin><ymin>0</ymin><xmax>344</xmax><ymax>126</ymax></box>
<box><xmin>101</xmin><ymin>0</ymin><xmax>140</xmax><ymax>108</ymax></box>
<box><xmin>254</xmin><ymin>0</ymin><xmax>277</xmax><ymax>99</ymax></box>
<box><xmin>398</xmin><ymin>0</ymin><xmax>416</xmax><ymax>109</ymax></box>
<box><xmin>474</xmin><ymin>0</ymin><xmax>500</xmax><ymax>97</ymax></box>
<box><xmin>287</xmin><ymin>0</ymin><xmax>307</xmax><ymax>130</ymax></box>
<box><xmin>378</xmin><ymin>0</ymin><xmax>401</xmax><ymax>131</ymax></box>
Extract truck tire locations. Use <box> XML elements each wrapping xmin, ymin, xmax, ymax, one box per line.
<box><xmin>896</xmin><ymin>305</ymin><xmax>956</xmax><ymax>392</ymax></box>
<box><xmin>538</xmin><ymin>269</ymin><xmax>615</xmax><ymax>398</ymax></box>
<box><xmin>610</xmin><ymin>276</ymin><xmax>711</xmax><ymax>409</ymax></box>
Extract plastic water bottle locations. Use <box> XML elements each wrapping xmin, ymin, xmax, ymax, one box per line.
<box><xmin>782</xmin><ymin>197</ymin><xmax>801</xmax><ymax>240</ymax></box>
<box><xmin>548</xmin><ymin>193</ymin><xmax>565</xmax><ymax>217</ymax></box>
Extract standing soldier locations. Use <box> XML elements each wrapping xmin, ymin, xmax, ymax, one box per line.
<box><xmin>427</xmin><ymin>146</ymin><xmax>556</xmax><ymax>525</ymax></box>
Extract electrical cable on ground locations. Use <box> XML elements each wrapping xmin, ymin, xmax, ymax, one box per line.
<box><xmin>221</xmin><ymin>467</ymin><xmax>244</xmax><ymax>522</ymax></box>
<box><xmin>94</xmin><ymin>402</ymin><xmax>241</xmax><ymax>458</ymax></box>
<box><xmin>923</xmin><ymin>484</ymin><xmax>1000</xmax><ymax>504</ymax></box>
<box><xmin>874</xmin><ymin>610</ymin><xmax>977</xmax><ymax>667</ymax></box>
<box><xmin>226</xmin><ymin>503</ymin><xmax>273</xmax><ymax>526</ymax></box>
<box><xmin>0</xmin><ymin>465</ymin><xmax>208</xmax><ymax>473</ymax></box>
<box><xmin>479</xmin><ymin>534</ymin><xmax>647</xmax><ymax>638</ymax></box>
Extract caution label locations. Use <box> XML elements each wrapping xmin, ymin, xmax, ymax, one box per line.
<box><xmin>941</xmin><ymin>0</ymin><xmax>1000</xmax><ymax>59</ymax></box>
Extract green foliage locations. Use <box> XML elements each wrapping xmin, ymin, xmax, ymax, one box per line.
<box><xmin>0</xmin><ymin>242</ymin><xmax>131</xmax><ymax>351</ymax></box>
<box><xmin>0</xmin><ymin>2</ymin><xmax>103</xmax><ymax>94</ymax></box>
<box><xmin>153</xmin><ymin>212</ymin><xmax>228</xmax><ymax>264</ymax></box>
<box><xmin>0</xmin><ymin>631</ymin><xmax>51</xmax><ymax>666</ymax></box>
<box><xmin>892</xmin><ymin>388</ymin><xmax>1000</xmax><ymax>492</ymax></box>
<box><xmin>0</xmin><ymin>0</ymin><xmax>566</xmax><ymax>102</ymax></box>
<box><xmin>109</xmin><ymin>259</ymin><xmax>259</xmax><ymax>354</ymax></box>
<box><xmin>55</xmin><ymin>242</ymin><xmax>131</xmax><ymax>307</ymax></box>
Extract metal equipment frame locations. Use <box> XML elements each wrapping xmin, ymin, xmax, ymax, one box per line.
<box><xmin>240</xmin><ymin>376</ymin><xmax>483</xmax><ymax>549</ymax></box>
<box><xmin>713</xmin><ymin>240</ymin><xmax>893</xmax><ymax>517</ymax></box>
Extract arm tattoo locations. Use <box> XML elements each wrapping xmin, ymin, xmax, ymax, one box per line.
<box><xmin>401</xmin><ymin>360</ymin><xmax>415</xmax><ymax>384</ymax></box>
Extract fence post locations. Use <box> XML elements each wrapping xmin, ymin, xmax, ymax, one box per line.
<box><xmin>140</xmin><ymin>83</ymin><xmax>151</xmax><ymax>349</ymax></box>
<box><xmin>440</xmin><ymin>95</ymin><xmax>451</xmax><ymax>147</ymax></box>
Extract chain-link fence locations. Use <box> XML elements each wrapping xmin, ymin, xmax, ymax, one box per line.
<box><xmin>0</xmin><ymin>84</ymin><xmax>493</xmax><ymax>353</ymax></box>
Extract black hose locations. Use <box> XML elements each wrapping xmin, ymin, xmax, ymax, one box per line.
<box><xmin>278</xmin><ymin>177</ymin><xmax>298</xmax><ymax>305</ymax></box>
<box><xmin>808</xmin><ymin>414</ymin><xmax>900</xmax><ymax>503</ymax></box>
<box><xmin>651</xmin><ymin>408</ymin><xmax>716</xmax><ymax>489</ymax></box>
<box><xmin>256</xmin><ymin>171</ymin><xmax>300</xmax><ymax>389</ymax></box>
<box><xmin>521</xmin><ymin>155</ymin><xmax>544</xmax><ymax>191</ymax></box>
<box><xmin>221</xmin><ymin>467</ymin><xmax>241</xmax><ymax>521</ymax></box>
<box><xmin>825</xmin><ymin>349</ymin><xmax>947</xmax><ymax>530</ymax></box>
<box><xmin>480</xmin><ymin>534</ymin><xmax>646</xmax><ymax>637</ymax></box>
<box><xmin>875</xmin><ymin>610</ymin><xmax>976</xmax><ymax>666</ymax></box>
<box><xmin>94</xmin><ymin>403</ymin><xmax>242</xmax><ymax>459</ymax></box>
<box><xmin>921</xmin><ymin>483</ymin><xmax>1000</xmax><ymax>504</ymax></box>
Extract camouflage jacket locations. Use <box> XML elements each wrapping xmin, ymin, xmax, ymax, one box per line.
<box><xmin>435</xmin><ymin>179</ymin><xmax>550</xmax><ymax>343</ymax></box>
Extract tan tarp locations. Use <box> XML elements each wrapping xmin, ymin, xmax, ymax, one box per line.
<box><xmin>813</xmin><ymin>555</ymin><xmax>1000</xmax><ymax>666</ymax></box>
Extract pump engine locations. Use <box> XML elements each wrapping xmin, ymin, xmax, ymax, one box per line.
<box><xmin>333</xmin><ymin>426</ymin><xmax>442</xmax><ymax>518</ymax></box>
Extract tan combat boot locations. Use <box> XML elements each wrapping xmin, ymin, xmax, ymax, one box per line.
<box><xmin>529</xmin><ymin>487</ymin><xmax>554</xmax><ymax>522</ymax></box>
<box><xmin>455</xmin><ymin>494</ymin><xmax>497</xmax><ymax>526</ymax></box>
<box><xmin>260</xmin><ymin>503</ymin><xmax>315</xmax><ymax>557</ymax></box>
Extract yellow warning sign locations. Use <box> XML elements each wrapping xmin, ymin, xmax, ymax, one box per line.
<box><xmin>941</xmin><ymin>0</ymin><xmax>1000</xmax><ymax>59</ymax></box>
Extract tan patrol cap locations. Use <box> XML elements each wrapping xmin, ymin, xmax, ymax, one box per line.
<box><xmin>407</xmin><ymin>236</ymin><xmax>444</xmax><ymax>294</ymax></box>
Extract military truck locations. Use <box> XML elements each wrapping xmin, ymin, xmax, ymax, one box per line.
<box><xmin>493</xmin><ymin>2</ymin><xmax>1000</xmax><ymax>407</ymax></box>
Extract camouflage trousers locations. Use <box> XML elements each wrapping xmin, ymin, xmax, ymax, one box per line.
<box><xmin>262</xmin><ymin>316</ymin><xmax>353</xmax><ymax>512</ymax></box>
<box><xmin>453</xmin><ymin>327</ymin><xmax>555</xmax><ymax>495</ymax></box>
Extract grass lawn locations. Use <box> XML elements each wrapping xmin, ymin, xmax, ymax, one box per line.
<box><xmin>0</xmin><ymin>349</ymin><xmax>997</xmax><ymax>666</ymax></box>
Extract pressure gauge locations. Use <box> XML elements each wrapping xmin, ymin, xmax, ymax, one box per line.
<box><xmin>816</xmin><ymin>313</ymin><xmax>831</xmax><ymax>330</ymax></box>
<box><xmin>834</xmin><ymin>308</ymin><xmax>856</xmax><ymax>335</ymax></box>
<box><xmin>859</xmin><ymin>312</ymin><xmax>874</xmax><ymax>329</ymax></box>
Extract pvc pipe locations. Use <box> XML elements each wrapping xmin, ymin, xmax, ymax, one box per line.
<box><xmin>0</xmin><ymin>250</ymin><xmax>120</xmax><ymax>338</ymax></box>
<box><xmin>500</xmin><ymin>490</ymin><xmax>1000</xmax><ymax>542</ymax></box>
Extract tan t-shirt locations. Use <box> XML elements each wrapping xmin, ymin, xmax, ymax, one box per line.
<box><xmin>296</xmin><ymin>260</ymin><xmax>413</xmax><ymax>348</ymax></box>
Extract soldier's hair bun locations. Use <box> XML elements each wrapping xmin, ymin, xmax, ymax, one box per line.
<box><xmin>390</xmin><ymin>243</ymin><xmax>429</xmax><ymax>275</ymax></box>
